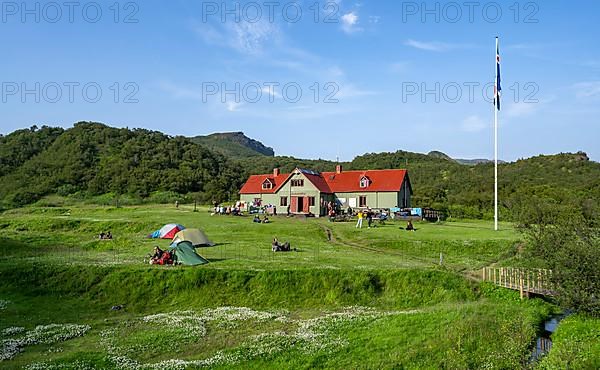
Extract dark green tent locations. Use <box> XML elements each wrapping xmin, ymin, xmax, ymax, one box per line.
<box><xmin>169</xmin><ymin>241</ymin><xmax>209</xmax><ymax>266</ymax></box>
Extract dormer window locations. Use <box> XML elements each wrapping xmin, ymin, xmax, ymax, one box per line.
<box><xmin>360</xmin><ymin>176</ymin><xmax>370</xmax><ymax>188</ymax></box>
<box><xmin>262</xmin><ymin>179</ymin><xmax>274</xmax><ymax>190</ymax></box>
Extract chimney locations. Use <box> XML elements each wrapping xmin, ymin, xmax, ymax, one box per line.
<box><xmin>336</xmin><ymin>165</ymin><xmax>343</xmax><ymax>174</ymax></box>
<box><xmin>273</xmin><ymin>168</ymin><xmax>280</xmax><ymax>177</ymax></box>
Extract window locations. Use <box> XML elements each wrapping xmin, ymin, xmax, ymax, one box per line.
<box><xmin>291</xmin><ymin>179</ymin><xmax>304</xmax><ymax>187</ymax></box>
<box><xmin>308</xmin><ymin>197</ymin><xmax>315</xmax><ymax>207</ymax></box>
<box><xmin>262</xmin><ymin>180</ymin><xmax>273</xmax><ymax>190</ymax></box>
<box><xmin>360</xmin><ymin>176</ymin><xmax>370</xmax><ymax>188</ymax></box>
<box><xmin>280</xmin><ymin>197</ymin><xmax>288</xmax><ymax>207</ymax></box>
<box><xmin>359</xmin><ymin>196</ymin><xmax>367</xmax><ymax>207</ymax></box>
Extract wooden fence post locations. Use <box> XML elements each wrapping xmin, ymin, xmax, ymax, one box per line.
<box><xmin>519</xmin><ymin>270</ymin><xmax>524</xmax><ymax>299</ymax></box>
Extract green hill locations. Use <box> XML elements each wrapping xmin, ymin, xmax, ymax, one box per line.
<box><xmin>190</xmin><ymin>132</ymin><xmax>275</xmax><ymax>158</ymax></box>
<box><xmin>0</xmin><ymin>122</ymin><xmax>243</xmax><ymax>207</ymax></box>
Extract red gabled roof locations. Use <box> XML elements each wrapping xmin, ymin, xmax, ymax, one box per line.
<box><xmin>239</xmin><ymin>174</ymin><xmax>290</xmax><ymax>194</ymax></box>
<box><xmin>321</xmin><ymin>170</ymin><xmax>407</xmax><ymax>192</ymax></box>
<box><xmin>240</xmin><ymin>168</ymin><xmax>408</xmax><ymax>194</ymax></box>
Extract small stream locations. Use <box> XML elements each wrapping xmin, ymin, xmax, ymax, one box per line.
<box><xmin>529</xmin><ymin>311</ymin><xmax>572</xmax><ymax>364</ymax></box>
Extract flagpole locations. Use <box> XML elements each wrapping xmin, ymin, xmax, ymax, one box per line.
<box><xmin>494</xmin><ymin>36</ymin><xmax>499</xmax><ymax>231</ymax></box>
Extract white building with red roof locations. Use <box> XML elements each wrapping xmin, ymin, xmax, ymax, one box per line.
<box><xmin>239</xmin><ymin>165</ymin><xmax>412</xmax><ymax>216</ymax></box>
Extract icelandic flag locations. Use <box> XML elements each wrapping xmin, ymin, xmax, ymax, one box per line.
<box><xmin>494</xmin><ymin>38</ymin><xmax>501</xmax><ymax>110</ymax></box>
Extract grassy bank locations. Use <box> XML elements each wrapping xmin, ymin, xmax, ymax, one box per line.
<box><xmin>0</xmin><ymin>265</ymin><xmax>477</xmax><ymax>313</ymax></box>
<box><xmin>0</xmin><ymin>265</ymin><xmax>553</xmax><ymax>370</ymax></box>
<box><xmin>0</xmin><ymin>204</ymin><xmax>596</xmax><ymax>369</ymax></box>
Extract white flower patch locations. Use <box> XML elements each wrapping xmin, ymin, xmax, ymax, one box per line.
<box><xmin>1</xmin><ymin>327</ymin><xmax>25</xmax><ymax>337</ymax></box>
<box><xmin>0</xmin><ymin>324</ymin><xmax>90</xmax><ymax>361</ymax></box>
<box><xmin>0</xmin><ymin>300</ymin><xmax>10</xmax><ymax>310</ymax></box>
<box><xmin>25</xmin><ymin>359</ymin><xmax>97</xmax><ymax>370</ymax></box>
<box><xmin>100</xmin><ymin>306</ymin><xmax>418</xmax><ymax>370</ymax></box>
<box><xmin>198</xmin><ymin>306</ymin><xmax>287</xmax><ymax>328</ymax></box>
<box><xmin>141</xmin><ymin>311</ymin><xmax>206</xmax><ymax>338</ymax></box>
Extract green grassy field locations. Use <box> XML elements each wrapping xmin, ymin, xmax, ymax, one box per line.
<box><xmin>0</xmin><ymin>204</ymin><xmax>598</xmax><ymax>369</ymax></box>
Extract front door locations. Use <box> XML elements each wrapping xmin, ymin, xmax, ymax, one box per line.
<box><xmin>303</xmin><ymin>197</ymin><xmax>310</xmax><ymax>213</ymax></box>
<box><xmin>296</xmin><ymin>197</ymin><xmax>304</xmax><ymax>213</ymax></box>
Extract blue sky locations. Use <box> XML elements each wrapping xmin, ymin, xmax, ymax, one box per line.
<box><xmin>1</xmin><ymin>0</ymin><xmax>599</xmax><ymax>161</ymax></box>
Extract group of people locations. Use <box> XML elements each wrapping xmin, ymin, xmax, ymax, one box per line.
<box><xmin>253</xmin><ymin>215</ymin><xmax>270</xmax><ymax>224</ymax></box>
<box><xmin>98</xmin><ymin>231</ymin><xmax>113</xmax><ymax>240</ymax></box>
<box><xmin>212</xmin><ymin>201</ymin><xmax>244</xmax><ymax>216</ymax></box>
<box><xmin>354</xmin><ymin>209</ymin><xmax>400</xmax><ymax>229</ymax></box>
<box><xmin>149</xmin><ymin>246</ymin><xmax>174</xmax><ymax>265</ymax></box>
<box><xmin>355</xmin><ymin>209</ymin><xmax>378</xmax><ymax>229</ymax></box>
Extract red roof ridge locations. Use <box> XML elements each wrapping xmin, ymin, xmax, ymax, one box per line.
<box><xmin>322</xmin><ymin>169</ymin><xmax>407</xmax><ymax>173</ymax></box>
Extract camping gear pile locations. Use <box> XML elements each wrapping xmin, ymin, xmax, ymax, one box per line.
<box><xmin>149</xmin><ymin>224</ymin><xmax>214</xmax><ymax>266</ymax></box>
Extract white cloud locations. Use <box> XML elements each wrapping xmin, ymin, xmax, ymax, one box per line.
<box><xmin>192</xmin><ymin>18</ymin><xmax>279</xmax><ymax>56</ymax></box>
<box><xmin>461</xmin><ymin>115</ymin><xmax>487</xmax><ymax>133</ymax></box>
<box><xmin>404</xmin><ymin>39</ymin><xmax>466</xmax><ymax>52</ymax></box>
<box><xmin>573</xmin><ymin>81</ymin><xmax>600</xmax><ymax>99</ymax></box>
<box><xmin>341</xmin><ymin>12</ymin><xmax>361</xmax><ymax>34</ymax></box>
<box><xmin>225</xmin><ymin>101</ymin><xmax>243</xmax><ymax>112</ymax></box>
<box><xmin>261</xmin><ymin>86</ymin><xmax>281</xmax><ymax>99</ymax></box>
<box><xmin>228</xmin><ymin>20</ymin><xmax>279</xmax><ymax>55</ymax></box>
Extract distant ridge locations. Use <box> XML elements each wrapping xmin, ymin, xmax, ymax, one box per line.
<box><xmin>190</xmin><ymin>132</ymin><xmax>275</xmax><ymax>158</ymax></box>
<box><xmin>427</xmin><ymin>151</ymin><xmax>506</xmax><ymax>165</ymax></box>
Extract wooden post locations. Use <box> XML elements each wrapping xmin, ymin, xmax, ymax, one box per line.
<box><xmin>482</xmin><ymin>268</ymin><xmax>486</xmax><ymax>281</ymax></box>
<box><xmin>519</xmin><ymin>270</ymin><xmax>524</xmax><ymax>299</ymax></box>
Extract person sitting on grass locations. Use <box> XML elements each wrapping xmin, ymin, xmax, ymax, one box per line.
<box><xmin>150</xmin><ymin>246</ymin><xmax>164</xmax><ymax>264</ymax></box>
<box><xmin>99</xmin><ymin>231</ymin><xmax>113</xmax><ymax>240</ymax></box>
<box><xmin>149</xmin><ymin>246</ymin><xmax>174</xmax><ymax>265</ymax></box>
<box><xmin>262</xmin><ymin>216</ymin><xmax>270</xmax><ymax>224</ymax></box>
<box><xmin>272</xmin><ymin>237</ymin><xmax>295</xmax><ymax>252</ymax></box>
<box><xmin>253</xmin><ymin>215</ymin><xmax>262</xmax><ymax>223</ymax></box>
<box><xmin>406</xmin><ymin>220</ymin><xmax>415</xmax><ymax>231</ymax></box>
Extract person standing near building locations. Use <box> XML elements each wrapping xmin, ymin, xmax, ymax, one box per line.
<box><xmin>366</xmin><ymin>209</ymin><xmax>373</xmax><ymax>228</ymax></box>
<box><xmin>356</xmin><ymin>210</ymin><xmax>364</xmax><ymax>229</ymax></box>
